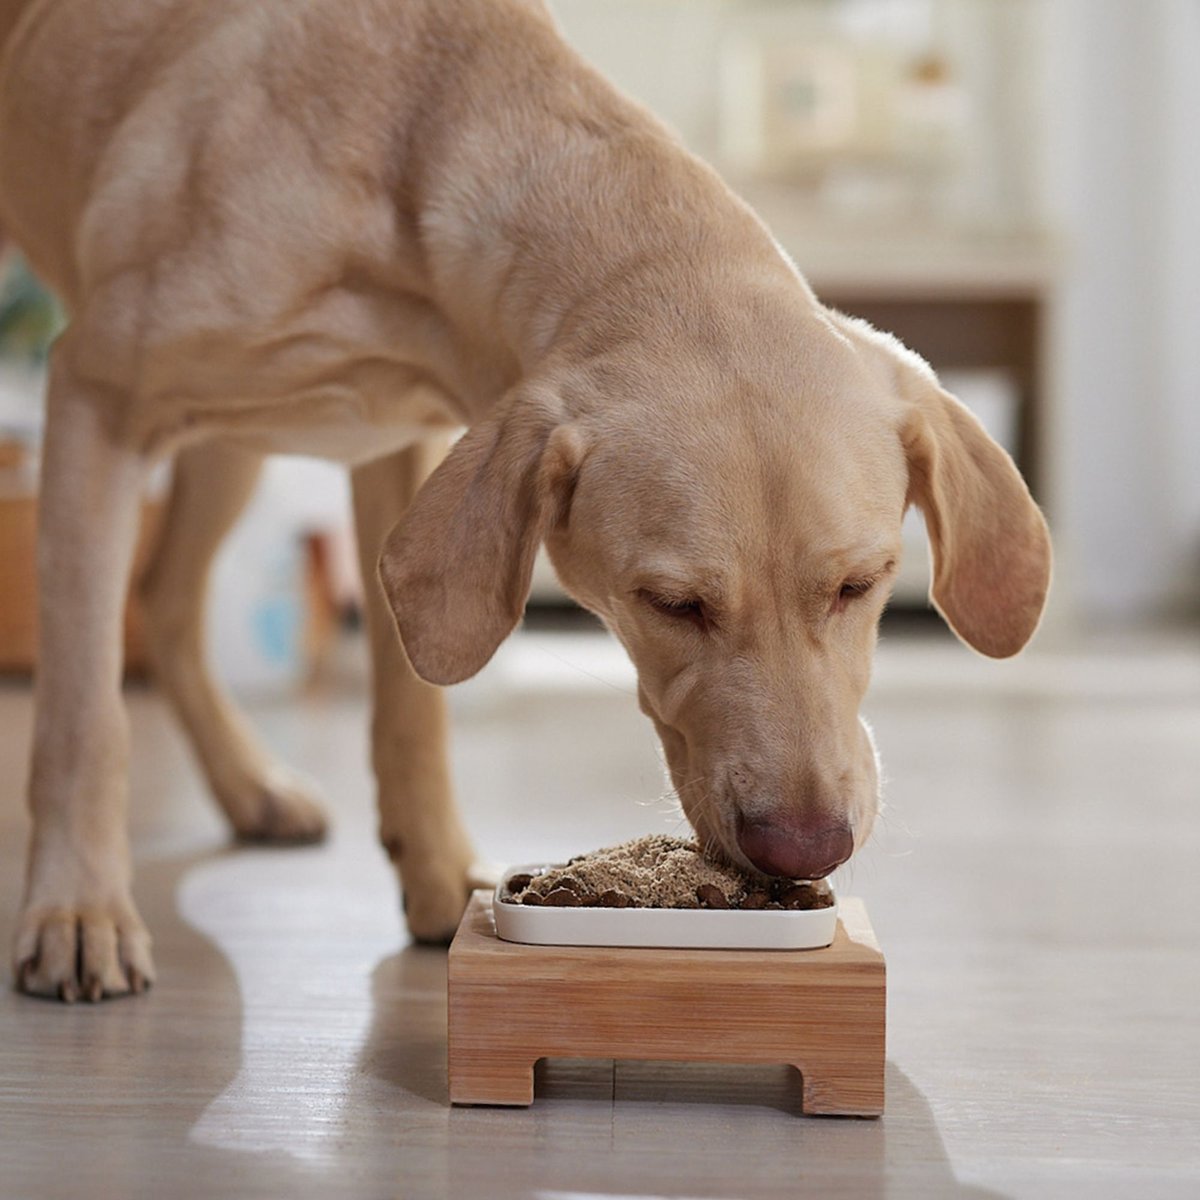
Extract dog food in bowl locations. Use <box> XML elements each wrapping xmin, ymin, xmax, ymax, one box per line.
<box><xmin>494</xmin><ymin>835</ymin><xmax>837</xmax><ymax>950</ymax></box>
<box><xmin>504</xmin><ymin>834</ymin><xmax>833</xmax><ymax>911</ymax></box>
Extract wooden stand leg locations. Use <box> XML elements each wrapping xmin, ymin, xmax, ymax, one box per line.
<box><xmin>795</xmin><ymin>1057</ymin><xmax>885</xmax><ymax>1117</ymax></box>
<box><xmin>449</xmin><ymin>1052</ymin><xmax>536</xmax><ymax>1107</ymax></box>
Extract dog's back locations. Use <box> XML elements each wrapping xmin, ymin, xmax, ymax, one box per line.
<box><xmin>0</xmin><ymin>0</ymin><xmax>405</xmax><ymax>299</ymax></box>
<box><xmin>0</xmin><ymin>0</ymin><xmax>705</xmax><ymax>446</ymax></box>
<box><xmin>0</xmin><ymin>0</ymin><xmax>584</xmax><ymax>303</ymax></box>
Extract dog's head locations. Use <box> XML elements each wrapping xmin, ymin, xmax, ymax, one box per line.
<box><xmin>379</xmin><ymin>308</ymin><xmax>1051</xmax><ymax>879</ymax></box>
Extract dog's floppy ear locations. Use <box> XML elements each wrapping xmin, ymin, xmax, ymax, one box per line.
<box><xmin>899</xmin><ymin>359</ymin><xmax>1051</xmax><ymax>658</ymax></box>
<box><xmin>833</xmin><ymin>312</ymin><xmax>1051</xmax><ymax>657</ymax></box>
<box><xmin>378</xmin><ymin>385</ymin><xmax>585</xmax><ymax>686</ymax></box>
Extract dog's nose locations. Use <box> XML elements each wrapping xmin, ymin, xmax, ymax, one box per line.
<box><xmin>735</xmin><ymin>811</ymin><xmax>853</xmax><ymax>879</ymax></box>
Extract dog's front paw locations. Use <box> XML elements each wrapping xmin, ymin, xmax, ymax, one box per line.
<box><xmin>224</xmin><ymin>767</ymin><xmax>329</xmax><ymax>845</ymax></box>
<box><xmin>13</xmin><ymin>896</ymin><xmax>155</xmax><ymax>1003</ymax></box>
<box><xmin>391</xmin><ymin>840</ymin><xmax>481</xmax><ymax>945</ymax></box>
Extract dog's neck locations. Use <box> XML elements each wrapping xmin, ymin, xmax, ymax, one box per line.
<box><xmin>409</xmin><ymin>75</ymin><xmax>808</xmax><ymax>425</ymax></box>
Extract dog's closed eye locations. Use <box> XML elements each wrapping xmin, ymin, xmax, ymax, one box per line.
<box><xmin>637</xmin><ymin>589</ymin><xmax>708</xmax><ymax>627</ymax></box>
<box><xmin>831</xmin><ymin>580</ymin><xmax>873</xmax><ymax>616</ymax></box>
<box><xmin>838</xmin><ymin>578</ymin><xmax>876</xmax><ymax>602</ymax></box>
<box><xmin>832</xmin><ymin>563</ymin><xmax>894</xmax><ymax>614</ymax></box>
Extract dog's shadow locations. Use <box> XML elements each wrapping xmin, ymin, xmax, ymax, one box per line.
<box><xmin>357</xmin><ymin>947</ymin><xmax>1011</xmax><ymax>1200</ymax></box>
<box><xmin>0</xmin><ymin>842</ymin><xmax>331</xmax><ymax>1195</ymax></box>
<box><xmin>0</xmin><ymin>834</ymin><xmax>1010</xmax><ymax>1199</ymax></box>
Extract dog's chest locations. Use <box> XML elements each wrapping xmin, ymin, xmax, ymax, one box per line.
<box><xmin>186</xmin><ymin>382</ymin><xmax>462</xmax><ymax>465</ymax></box>
<box><xmin>90</xmin><ymin>280</ymin><xmax>498</xmax><ymax>465</ymax></box>
<box><xmin>131</xmin><ymin>358</ymin><xmax>465</xmax><ymax>466</ymax></box>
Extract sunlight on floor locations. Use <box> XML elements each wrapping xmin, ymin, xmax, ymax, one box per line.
<box><xmin>1</xmin><ymin>626</ymin><xmax>1197</xmax><ymax>1198</ymax></box>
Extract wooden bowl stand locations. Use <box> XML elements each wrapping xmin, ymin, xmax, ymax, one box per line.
<box><xmin>447</xmin><ymin>890</ymin><xmax>886</xmax><ymax>1116</ymax></box>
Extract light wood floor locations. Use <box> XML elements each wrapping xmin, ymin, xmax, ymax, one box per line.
<box><xmin>1</xmin><ymin>626</ymin><xmax>1198</xmax><ymax>1199</ymax></box>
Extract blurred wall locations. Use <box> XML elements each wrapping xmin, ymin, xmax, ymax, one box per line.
<box><xmin>551</xmin><ymin>0</ymin><xmax>1200</xmax><ymax>629</ymax></box>
<box><xmin>7</xmin><ymin>1</ymin><xmax>1192</xmax><ymax>647</ymax></box>
<box><xmin>1042</xmin><ymin>0</ymin><xmax>1200</xmax><ymax>623</ymax></box>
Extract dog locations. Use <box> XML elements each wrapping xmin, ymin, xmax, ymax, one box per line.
<box><xmin>0</xmin><ymin>0</ymin><xmax>1050</xmax><ymax>1002</ymax></box>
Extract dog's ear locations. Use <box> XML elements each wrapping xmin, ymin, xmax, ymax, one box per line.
<box><xmin>900</xmin><ymin>372</ymin><xmax>1051</xmax><ymax>656</ymax></box>
<box><xmin>833</xmin><ymin>312</ymin><xmax>1052</xmax><ymax>657</ymax></box>
<box><xmin>378</xmin><ymin>386</ymin><xmax>586</xmax><ymax>685</ymax></box>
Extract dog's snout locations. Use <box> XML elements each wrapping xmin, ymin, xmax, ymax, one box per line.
<box><xmin>735</xmin><ymin>810</ymin><xmax>853</xmax><ymax>880</ymax></box>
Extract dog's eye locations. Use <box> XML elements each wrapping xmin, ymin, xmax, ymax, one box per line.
<box><xmin>834</xmin><ymin>578</ymin><xmax>876</xmax><ymax>612</ymax></box>
<box><xmin>638</xmin><ymin>590</ymin><xmax>706</xmax><ymax>624</ymax></box>
<box><xmin>833</xmin><ymin>560</ymin><xmax>894</xmax><ymax>614</ymax></box>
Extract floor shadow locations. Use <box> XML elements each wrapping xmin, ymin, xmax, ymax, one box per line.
<box><xmin>357</xmin><ymin>943</ymin><xmax>1012</xmax><ymax>1200</ymax></box>
<box><xmin>0</xmin><ymin>841</ymin><xmax>334</xmax><ymax>1200</ymax></box>
<box><xmin>1</xmin><ymin>842</ymin><xmax>1013</xmax><ymax>1199</ymax></box>
<box><xmin>357</xmin><ymin>942</ymin><xmax>453</xmax><ymax>1108</ymax></box>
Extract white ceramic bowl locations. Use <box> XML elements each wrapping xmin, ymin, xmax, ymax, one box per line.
<box><xmin>492</xmin><ymin>863</ymin><xmax>838</xmax><ymax>950</ymax></box>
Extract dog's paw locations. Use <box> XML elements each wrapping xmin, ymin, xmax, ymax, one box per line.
<box><xmin>225</xmin><ymin>768</ymin><xmax>329</xmax><ymax>845</ymax></box>
<box><xmin>13</xmin><ymin>898</ymin><xmax>155</xmax><ymax>1003</ymax></box>
<box><xmin>392</xmin><ymin>843</ymin><xmax>479</xmax><ymax>945</ymax></box>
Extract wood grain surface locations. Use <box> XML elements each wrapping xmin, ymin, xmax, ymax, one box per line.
<box><xmin>448</xmin><ymin>890</ymin><xmax>886</xmax><ymax>1114</ymax></box>
<box><xmin>2</xmin><ymin>633</ymin><xmax>1198</xmax><ymax>1198</ymax></box>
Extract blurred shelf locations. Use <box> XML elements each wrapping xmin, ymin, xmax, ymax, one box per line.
<box><xmin>734</xmin><ymin>181</ymin><xmax>1064</xmax><ymax>299</ymax></box>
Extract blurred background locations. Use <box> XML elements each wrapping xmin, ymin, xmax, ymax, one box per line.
<box><xmin>0</xmin><ymin>3</ymin><xmax>1197</xmax><ymax>1192</ymax></box>
<box><xmin>1</xmin><ymin>0</ymin><xmax>1196</xmax><ymax>687</ymax></box>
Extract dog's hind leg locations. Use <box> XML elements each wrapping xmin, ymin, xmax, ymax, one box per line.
<box><xmin>352</xmin><ymin>440</ymin><xmax>479</xmax><ymax>943</ymax></box>
<box><xmin>138</xmin><ymin>440</ymin><xmax>328</xmax><ymax>843</ymax></box>
<box><xmin>15</xmin><ymin>343</ymin><xmax>156</xmax><ymax>1001</ymax></box>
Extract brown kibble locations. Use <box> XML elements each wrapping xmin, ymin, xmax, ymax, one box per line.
<box><xmin>766</xmin><ymin>902</ymin><xmax>784</xmax><ymax>910</ymax></box>
<box><xmin>779</xmin><ymin>883</ymin><xmax>834</xmax><ymax>910</ymax></box>
<box><xmin>695</xmin><ymin>883</ymin><xmax>730</xmax><ymax>909</ymax></box>
<box><xmin>494</xmin><ymin>835</ymin><xmax>835</xmax><ymax>911</ymax></box>
<box><xmin>779</xmin><ymin>883</ymin><xmax>813</xmax><ymax>908</ymax></box>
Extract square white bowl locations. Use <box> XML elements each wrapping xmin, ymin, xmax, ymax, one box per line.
<box><xmin>492</xmin><ymin>864</ymin><xmax>838</xmax><ymax>950</ymax></box>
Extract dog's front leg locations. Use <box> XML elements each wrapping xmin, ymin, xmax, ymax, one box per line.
<box><xmin>352</xmin><ymin>441</ymin><xmax>478</xmax><ymax>943</ymax></box>
<box><xmin>14</xmin><ymin>345</ymin><xmax>156</xmax><ymax>1001</ymax></box>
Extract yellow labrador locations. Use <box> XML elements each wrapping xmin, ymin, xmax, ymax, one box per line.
<box><xmin>0</xmin><ymin>0</ymin><xmax>1050</xmax><ymax>1001</ymax></box>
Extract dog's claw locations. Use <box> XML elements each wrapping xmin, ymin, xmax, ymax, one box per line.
<box><xmin>410</xmin><ymin>921</ymin><xmax>457</xmax><ymax>948</ymax></box>
<box><xmin>398</xmin><ymin>859</ymin><xmax>477</xmax><ymax>945</ymax></box>
<box><xmin>13</xmin><ymin>898</ymin><xmax>155</xmax><ymax>1003</ymax></box>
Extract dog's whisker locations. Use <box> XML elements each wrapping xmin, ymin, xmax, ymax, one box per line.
<box><xmin>528</xmin><ymin>643</ymin><xmax>638</xmax><ymax>697</ymax></box>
